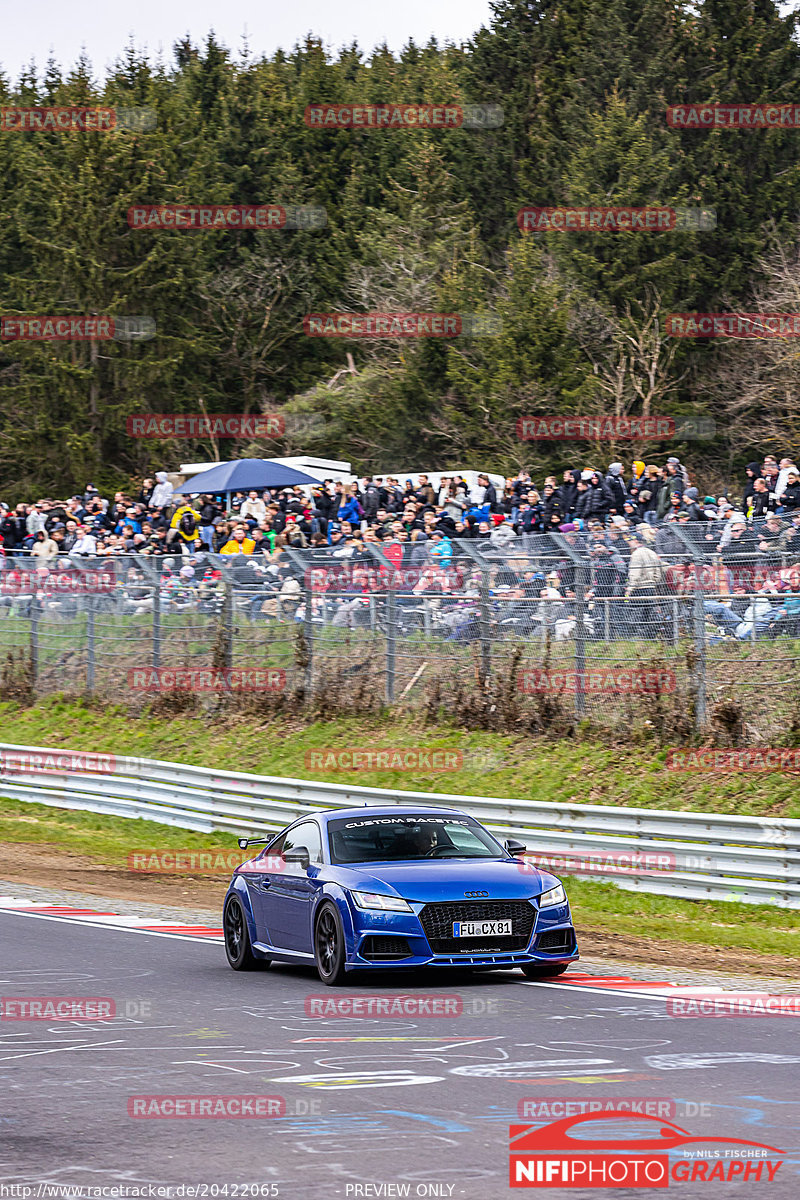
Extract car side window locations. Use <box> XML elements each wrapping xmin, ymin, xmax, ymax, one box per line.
<box><xmin>284</xmin><ymin>821</ymin><xmax>323</xmax><ymax>864</ymax></box>
<box><xmin>260</xmin><ymin>832</ymin><xmax>286</xmax><ymax>860</ymax></box>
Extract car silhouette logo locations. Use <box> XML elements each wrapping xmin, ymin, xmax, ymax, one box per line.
<box><xmin>464</xmin><ymin>890</ymin><xmax>489</xmax><ymax>898</ymax></box>
<box><xmin>510</xmin><ymin>1111</ymin><xmax>784</xmax><ymax>1154</ymax></box>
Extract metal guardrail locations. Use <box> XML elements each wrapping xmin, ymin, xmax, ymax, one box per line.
<box><xmin>0</xmin><ymin>742</ymin><xmax>798</xmax><ymax>908</ymax></box>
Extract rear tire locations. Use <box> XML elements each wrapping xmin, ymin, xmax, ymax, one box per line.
<box><xmin>314</xmin><ymin>902</ymin><xmax>348</xmax><ymax>986</ymax></box>
<box><xmin>520</xmin><ymin>962</ymin><xmax>570</xmax><ymax>979</ymax></box>
<box><xmin>224</xmin><ymin>896</ymin><xmax>269</xmax><ymax>971</ymax></box>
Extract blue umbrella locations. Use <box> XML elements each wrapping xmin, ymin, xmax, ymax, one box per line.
<box><xmin>174</xmin><ymin>458</ymin><xmax>322</xmax><ymax>495</ymax></box>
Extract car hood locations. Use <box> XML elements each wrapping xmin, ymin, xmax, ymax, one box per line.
<box><xmin>329</xmin><ymin>858</ymin><xmax>557</xmax><ymax>902</ymax></box>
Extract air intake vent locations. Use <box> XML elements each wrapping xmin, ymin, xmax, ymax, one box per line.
<box><xmin>360</xmin><ymin>936</ymin><xmax>413</xmax><ymax>961</ymax></box>
<box><xmin>536</xmin><ymin>927</ymin><xmax>575</xmax><ymax>953</ymax></box>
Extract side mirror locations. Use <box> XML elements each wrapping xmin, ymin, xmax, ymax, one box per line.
<box><xmin>283</xmin><ymin>847</ymin><xmax>310</xmax><ymax>870</ymax></box>
<box><xmin>505</xmin><ymin>838</ymin><xmax>526</xmax><ymax>856</ymax></box>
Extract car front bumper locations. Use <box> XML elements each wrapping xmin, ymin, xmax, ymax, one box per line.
<box><xmin>346</xmin><ymin>897</ymin><xmax>579</xmax><ymax>971</ymax></box>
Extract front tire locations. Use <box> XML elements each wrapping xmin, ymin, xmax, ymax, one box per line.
<box><xmin>224</xmin><ymin>896</ymin><xmax>269</xmax><ymax>971</ymax></box>
<box><xmin>314</xmin><ymin>902</ymin><xmax>348</xmax><ymax>986</ymax></box>
<box><xmin>520</xmin><ymin>962</ymin><xmax>570</xmax><ymax>979</ymax></box>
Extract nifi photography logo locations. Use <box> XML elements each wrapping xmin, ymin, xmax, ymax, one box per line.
<box><xmin>509</xmin><ymin>1111</ymin><xmax>784</xmax><ymax>1187</ymax></box>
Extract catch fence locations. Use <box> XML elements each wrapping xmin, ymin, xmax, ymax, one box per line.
<box><xmin>0</xmin><ymin>525</ymin><xmax>797</xmax><ymax>738</ymax></box>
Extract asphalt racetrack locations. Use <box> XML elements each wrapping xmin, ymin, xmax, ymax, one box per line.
<box><xmin>1</xmin><ymin>905</ymin><xmax>799</xmax><ymax>1198</ymax></box>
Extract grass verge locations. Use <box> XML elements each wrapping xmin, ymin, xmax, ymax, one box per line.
<box><xmin>0</xmin><ymin>696</ymin><xmax>798</xmax><ymax>817</ymax></box>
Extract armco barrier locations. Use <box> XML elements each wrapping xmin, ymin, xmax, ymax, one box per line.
<box><xmin>0</xmin><ymin>742</ymin><xmax>798</xmax><ymax>908</ymax></box>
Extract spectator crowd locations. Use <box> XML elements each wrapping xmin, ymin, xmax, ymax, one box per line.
<box><xmin>3</xmin><ymin>455</ymin><xmax>800</xmax><ymax>643</ymax></box>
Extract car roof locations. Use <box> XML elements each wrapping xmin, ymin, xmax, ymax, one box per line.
<box><xmin>313</xmin><ymin>805</ymin><xmax>468</xmax><ymax>825</ymax></box>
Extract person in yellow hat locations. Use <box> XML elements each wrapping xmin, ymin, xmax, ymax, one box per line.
<box><xmin>629</xmin><ymin>460</ymin><xmax>647</xmax><ymax>507</ymax></box>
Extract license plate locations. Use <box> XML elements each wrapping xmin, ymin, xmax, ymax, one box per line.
<box><xmin>453</xmin><ymin>919</ymin><xmax>513</xmax><ymax>938</ymax></box>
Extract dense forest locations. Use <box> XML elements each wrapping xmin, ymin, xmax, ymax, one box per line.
<box><xmin>2</xmin><ymin>0</ymin><xmax>800</xmax><ymax>495</ymax></box>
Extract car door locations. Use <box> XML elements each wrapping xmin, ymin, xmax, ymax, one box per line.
<box><xmin>241</xmin><ymin>832</ymin><xmax>286</xmax><ymax>947</ymax></box>
<box><xmin>265</xmin><ymin>820</ymin><xmax>323</xmax><ymax>954</ymax></box>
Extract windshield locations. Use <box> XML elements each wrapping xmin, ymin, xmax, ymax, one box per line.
<box><xmin>327</xmin><ymin>813</ymin><xmax>503</xmax><ymax>864</ymax></box>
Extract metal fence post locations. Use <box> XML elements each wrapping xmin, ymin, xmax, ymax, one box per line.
<box><xmin>30</xmin><ymin>595</ymin><xmax>39</xmax><ymax>691</ymax></box>
<box><xmin>282</xmin><ymin>548</ymin><xmax>317</xmax><ymax>698</ymax></box>
<box><xmin>694</xmin><ymin>580</ymin><xmax>708</xmax><ymax>729</ymax></box>
<box><xmin>86</xmin><ymin>595</ymin><xmax>95</xmax><ymax>695</ymax></box>
<box><xmin>673</xmin><ymin>527</ymin><xmax>707</xmax><ymax>732</ymax></box>
<box><xmin>552</xmin><ymin>534</ymin><xmax>586</xmax><ymax>720</ymax></box>
<box><xmin>386</xmin><ymin>583</ymin><xmax>396</xmax><ymax>704</ymax></box>
<box><xmin>365</xmin><ymin>543</ymin><xmax>405</xmax><ymax>705</ymax></box>
<box><xmin>481</xmin><ymin>563</ymin><xmax>492</xmax><ymax>682</ymax></box>
<box><xmin>304</xmin><ymin>583</ymin><xmax>314</xmax><ymax>696</ymax></box>
<box><xmin>152</xmin><ymin>582</ymin><xmax>161</xmax><ymax>670</ymax></box>
<box><xmin>573</xmin><ymin>561</ymin><xmax>587</xmax><ymax>719</ymax></box>
<box><xmin>453</xmin><ymin>540</ymin><xmax>493</xmax><ymax>683</ymax></box>
<box><xmin>223</xmin><ymin>579</ymin><xmax>234</xmax><ymax>672</ymax></box>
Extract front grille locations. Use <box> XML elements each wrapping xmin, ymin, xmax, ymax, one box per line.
<box><xmin>419</xmin><ymin>900</ymin><xmax>535</xmax><ymax>954</ymax></box>
<box><xmin>537</xmin><ymin>927</ymin><xmax>575</xmax><ymax>953</ymax></box>
<box><xmin>360</xmin><ymin>936</ymin><xmax>413</xmax><ymax>961</ymax></box>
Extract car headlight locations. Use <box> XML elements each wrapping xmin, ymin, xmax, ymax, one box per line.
<box><xmin>351</xmin><ymin>891</ymin><xmax>413</xmax><ymax>913</ymax></box>
<box><xmin>539</xmin><ymin>883</ymin><xmax>567</xmax><ymax>907</ymax></box>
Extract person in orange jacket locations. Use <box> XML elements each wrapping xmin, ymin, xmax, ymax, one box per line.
<box><xmin>220</xmin><ymin>523</ymin><xmax>256</xmax><ymax>554</ymax></box>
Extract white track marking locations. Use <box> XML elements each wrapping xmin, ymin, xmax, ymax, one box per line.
<box><xmin>0</xmin><ymin>908</ymin><xmax>221</xmax><ymax>943</ymax></box>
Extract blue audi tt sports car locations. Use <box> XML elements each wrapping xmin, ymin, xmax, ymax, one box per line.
<box><xmin>223</xmin><ymin>805</ymin><xmax>578</xmax><ymax>985</ymax></box>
